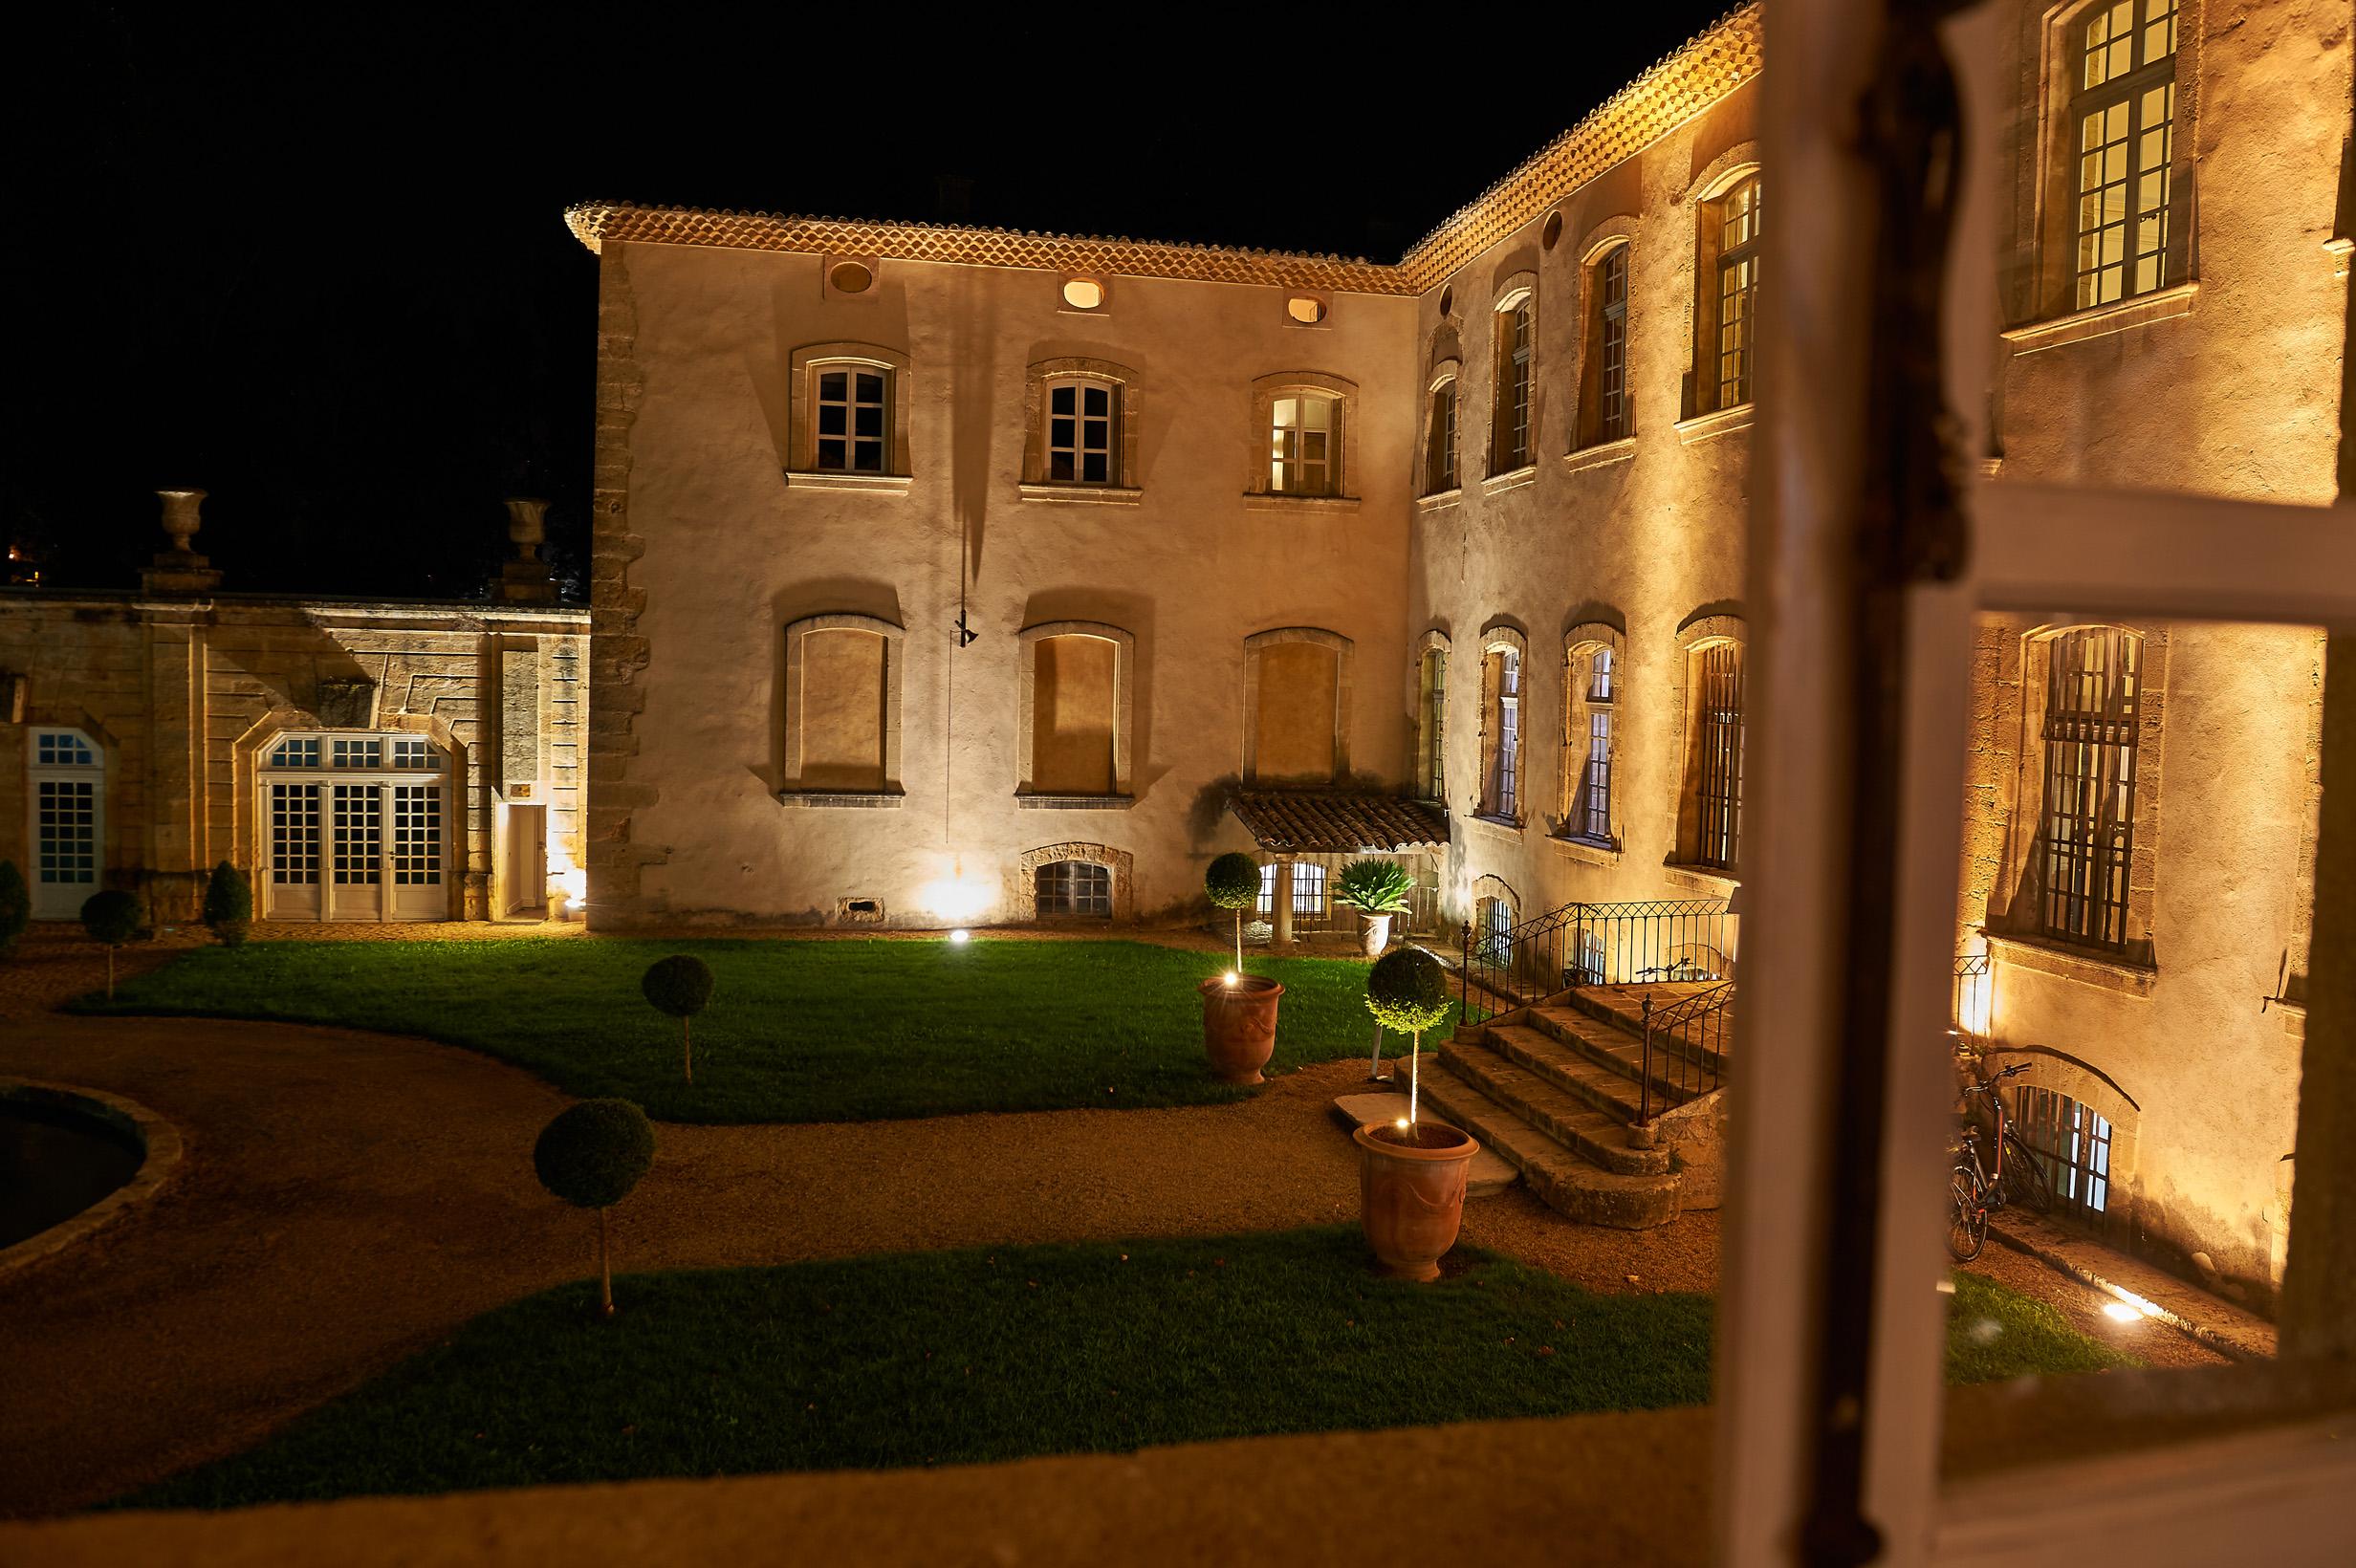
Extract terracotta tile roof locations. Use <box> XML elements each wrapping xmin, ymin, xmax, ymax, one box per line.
<box><xmin>1228</xmin><ymin>791</ymin><xmax>1451</xmax><ymax>855</ymax></box>
<box><xmin>562</xmin><ymin>4</ymin><xmax>1762</xmax><ymax>297</ymax></box>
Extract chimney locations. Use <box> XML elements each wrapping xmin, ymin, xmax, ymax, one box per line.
<box><xmin>494</xmin><ymin>497</ymin><xmax>557</xmax><ymax>604</ymax></box>
<box><xmin>142</xmin><ymin>489</ymin><xmax>224</xmax><ymax>594</ymax></box>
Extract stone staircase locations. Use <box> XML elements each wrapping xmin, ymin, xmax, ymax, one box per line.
<box><xmin>1418</xmin><ymin>985</ymin><xmax>1729</xmax><ymax>1230</ymax></box>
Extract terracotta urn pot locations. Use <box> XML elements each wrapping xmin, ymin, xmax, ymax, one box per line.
<box><xmin>1355</xmin><ymin>1120</ymin><xmax>1479</xmax><ymax>1281</ymax></box>
<box><xmin>1198</xmin><ymin>974</ymin><xmax>1284</xmax><ymax>1084</ymax></box>
<box><xmin>1359</xmin><ymin>913</ymin><xmax>1393</xmax><ymax>959</ymax></box>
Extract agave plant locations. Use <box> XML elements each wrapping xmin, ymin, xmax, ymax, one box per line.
<box><xmin>1333</xmin><ymin>859</ymin><xmax>1416</xmax><ymax>915</ymax></box>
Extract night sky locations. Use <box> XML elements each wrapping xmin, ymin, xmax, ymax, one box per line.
<box><xmin>9</xmin><ymin>7</ymin><xmax>1734</xmax><ymax>601</ymax></box>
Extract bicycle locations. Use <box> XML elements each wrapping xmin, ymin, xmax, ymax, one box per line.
<box><xmin>1947</xmin><ymin>1061</ymin><xmax>2055</xmax><ymax>1261</ymax></box>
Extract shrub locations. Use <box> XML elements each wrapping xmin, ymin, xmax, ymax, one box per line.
<box><xmin>1205</xmin><ymin>853</ymin><xmax>1262</xmax><ymax>971</ymax></box>
<box><xmin>642</xmin><ymin>955</ymin><xmax>716</xmax><ymax>1083</ymax></box>
<box><xmin>1333</xmin><ymin>859</ymin><xmax>1416</xmax><ymax>917</ymax></box>
<box><xmin>0</xmin><ymin>860</ymin><xmax>27</xmax><ymax>961</ymax></box>
<box><xmin>202</xmin><ymin>861</ymin><xmax>252</xmax><ymax>948</ymax></box>
<box><xmin>1366</xmin><ymin>947</ymin><xmax>1452</xmax><ymax>1125</ymax></box>
<box><xmin>534</xmin><ymin>1099</ymin><xmax>657</xmax><ymax>1317</ymax></box>
<box><xmin>80</xmin><ymin>888</ymin><xmax>149</xmax><ymax>1000</ymax></box>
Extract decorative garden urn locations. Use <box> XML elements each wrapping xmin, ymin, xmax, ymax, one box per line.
<box><xmin>1355</xmin><ymin>1120</ymin><xmax>1479</xmax><ymax>1281</ymax></box>
<box><xmin>1198</xmin><ymin>974</ymin><xmax>1284</xmax><ymax>1084</ymax></box>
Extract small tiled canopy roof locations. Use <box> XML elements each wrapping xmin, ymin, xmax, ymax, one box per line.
<box><xmin>1227</xmin><ymin>792</ymin><xmax>1451</xmax><ymax>855</ymax></box>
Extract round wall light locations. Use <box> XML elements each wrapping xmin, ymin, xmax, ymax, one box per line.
<box><xmin>1061</xmin><ymin>277</ymin><xmax>1105</xmax><ymax>309</ymax></box>
<box><xmin>1286</xmin><ymin>294</ymin><xmax>1328</xmax><ymax>325</ymax></box>
<box><xmin>829</xmin><ymin>260</ymin><xmax>875</xmax><ymax>294</ymax></box>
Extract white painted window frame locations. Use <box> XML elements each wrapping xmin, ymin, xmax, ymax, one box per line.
<box><xmin>27</xmin><ymin>725</ymin><xmax>104</xmax><ymax>919</ymax></box>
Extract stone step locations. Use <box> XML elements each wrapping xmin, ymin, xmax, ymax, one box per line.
<box><xmin>1328</xmin><ymin>1091</ymin><xmax>1519</xmax><ymax>1198</ymax></box>
<box><xmin>1563</xmin><ymin>985</ymin><xmax>1734</xmax><ymax>1078</ymax></box>
<box><xmin>1481</xmin><ymin>1021</ymin><xmax>1652</xmax><ymax>1125</ymax></box>
<box><xmin>1417</xmin><ymin>1066</ymin><xmax>1684</xmax><ymax>1230</ymax></box>
<box><xmin>1523</xmin><ymin>1005</ymin><xmax>1705</xmax><ymax>1113</ymax></box>
<box><xmin>1439</xmin><ymin>1038</ymin><xmax>1672</xmax><ymax>1177</ymax></box>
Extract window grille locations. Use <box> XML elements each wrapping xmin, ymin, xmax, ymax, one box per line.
<box><xmin>331</xmin><ymin>737</ymin><xmax>382</xmax><ymax>769</ymax></box>
<box><xmin>1035</xmin><ymin>860</ymin><xmax>1112</xmax><ymax>918</ymax></box>
<box><xmin>1270</xmin><ymin>395</ymin><xmax>1338</xmax><ymax>495</ymax></box>
<box><xmin>36</xmin><ymin>730</ymin><xmax>97</xmax><ymax>767</ymax></box>
<box><xmin>270</xmin><ymin>736</ymin><xmax>320</xmax><ymax>768</ymax></box>
<box><xmin>390</xmin><ymin>784</ymin><xmax>443</xmax><ymax>886</ymax></box>
<box><xmin>1715</xmin><ymin>176</ymin><xmax>1762</xmax><ymax>409</ymax></box>
<box><xmin>1255</xmin><ymin>861</ymin><xmax>1329</xmax><ymax>917</ymax></box>
<box><xmin>331</xmin><ymin>784</ymin><xmax>382</xmax><ymax>886</ymax></box>
<box><xmin>1045</xmin><ymin>380</ymin><xmax>1116</xmax><ymax>484</ymax></box>
<box><xmin>1496</xmin><ymin>299</ymin><xmax>1534</xmax><ymax>469</ymax></box>
<box><xmin>2040</xmin><ymin>627</ymin><xmax>2141</xmax><ymax>947</ymax></box>
<box><xmin>816</xmin><ymin>367</ymin><xmax>889</xmax><ymax>472</ymax></box>
<box><xmin>1597</xmin><ymin>247</ymin><xmax>1631</xmax><ymax>442</ymax></box>
<box><xmin>390</xmin><ymin>737</ymin><xmax>440</xmax><ymax>771</ymax></box>
<box><xmin>1429</xmin><ymin>382</ymin><xmax>1457</xmax><ymax>492</ymax></box>
<box><xmin>1489</xmin><ymin>649</ymin><xmax>1521</xmax><ymax>820</ymax></box>
<box><xmin>271</xmin><ymin>783</ymin><xmax>321</xmax><ymax>884</ymax></box>
<box><xmin>2011</xmin><ymin>1085</ymin><xmax>2114</xmax><ymax>1221</ymax></box>
<box><xmin>1420</xmin><ymin>649</ymin><xmax>1448</xmax><ymax>801</ymax></box>
<box><xmin>2073</xmin><ymin>0</ymin><xmax>2177</xmax><ymax>308</ymax></box>
<box><xmin>1697</xmin><ymin>642</ymin><xmax>1745</xmax><ymax>870</ymax></box>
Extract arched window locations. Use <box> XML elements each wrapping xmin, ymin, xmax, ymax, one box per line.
<box><xmin>2067</xmin><ymin>0</ymin><xmax>2179</xmax><ymax>308</ymax></box>
<box><xmin>1673</xmin><ymin>621</ymin><xmax>1747</xmax><ymax>874</ymax></box>
<box><xmin>1022</xmin><ymin>359</ymin><xmax>1140</xmax><ymax>498</ymax></box>
<box><xmin>1017</xmin><ymin>621</ymin><xmax>1135</xmax><ymax>800</ymax></box>
<box><xmin>1416</xmin><ymin>642</ymin><xmax>1449</xmax><ymax>803</ymax></box>
<box><xmin>1034</xmin><ymin>860</ymin><xmax>1113</xmax><ymax>919</ymax></box>
<box><xmin>258</xmin><ymin>731</ymin><xmax>448</xmax><ymax>921</ymax></box>
<box><xmin>28</xmin><ymin>728</ymin><xmax>103</xmax><ymax>919</ymax></box>
<box><xmin>1256</xmin><ymin>860</ymin><xmax>1328</xmax><ymax>917</ymax></box>
<box><xmin>1477</xmin><ymin>634</ymin><xmax>1527</xmax><ymax>823</ymax></box>
<box><xmin>782</xmin><ymin>614</ymin><xmax>905</xmax><ymax>799</ymax></box>
<box><xmin>2011</xmin><ymin>1084</ymin><xmax>2116</xmax><ymax>1220</ymax></box>
<box><xmin>1243</xmin><ymin>628</ymin><xmax>1351</xmax><ymax>785</ymax></box>
<box><xmin>1561</xmin><ymin>640</ymin><xmax>1620</xmax><ymax>846</ymax></box>
<box><xmin>1492</xmin><ymin>290</ymin><xmax>1536</xmax><ymax>471</ymax></box>
<box><xmin>788</xmin><ymin>342</ymin><xmax>912</xmax><ymax>485</ymax></box>
<box><xmin>1426</xmin><ymin>374</ymin><xmax>1459</xmax><ymax>494</ymax></box>
<box><xmin>1700</xmin><ymin>174</ymin><xmax>1762</xmax><ymax>413</ymax></box>
<box><xmin>1584</xmin><ymin>244</ymin><xmax>1633</xmax><ymax>446</ymax></box>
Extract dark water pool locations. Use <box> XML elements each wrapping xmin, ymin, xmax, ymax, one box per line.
<box><xmin>0</xmin><ymin>1097</ymin><xmax>144</xmax><ymax>1250</ymax></box>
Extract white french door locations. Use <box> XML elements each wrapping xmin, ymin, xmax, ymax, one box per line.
<box><xmin>28</xmin><ymin>728</ymin><xmax>104</xmax><ymax>919</ymax></box>
<box><xmin>259</xmin><ymin>733</ymin><xmax>447</xmax><ymax>922</ymax></box>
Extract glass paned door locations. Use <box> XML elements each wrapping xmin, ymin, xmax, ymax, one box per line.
<box><xmin>28</xmin><ymin>729</ymin><xmax>104</xmax><ymax>918</ymax></box>
<box><xmin>259</xmin><ymin>733</ymin><xmax>447</xmax><ymax>921</ymax></box>
<box><xmin>265</xmin><ymin>782</ymin><xmax>322</xmax><ymax>919</ymax></box>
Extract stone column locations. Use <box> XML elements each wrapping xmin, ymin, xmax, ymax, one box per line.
<box><xmin>1273</xmin><ymin>859</ymin><xmax>1295</xmax><ymax>948</ymax></box>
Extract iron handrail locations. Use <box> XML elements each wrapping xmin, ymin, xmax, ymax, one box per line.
<box><xmin>1638</xmin><ymin>977</ymin><xmax>1736</xmax><ymax>1124</ymax></box>
<box><xmin>1457</xmin><ymin>895</ymin><xmax>1735</xmax><ymax>1024</ymax></box>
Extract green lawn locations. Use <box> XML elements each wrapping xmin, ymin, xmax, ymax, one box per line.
<box><xmin>122</xmin><ymin>1228</ymin><xmax>2136</xmax><ymax>1511</ymax></box>
<box><xmin>75</xmin><ymin>937</ymin><xmax>1434</xmax><ymax>1123</ymax></box>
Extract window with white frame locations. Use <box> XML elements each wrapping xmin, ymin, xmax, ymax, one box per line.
<box><xmin>1255</xmin><ymin>860</ymin><xmax>1328</xmax><ymax>917</ymax></box>
<box><xmin>258</xmin><ymin>731</ymin><xmax>448</xmax><ymax>921</ymax></box>
<box><xmin>1270</xmin><ymin>394</ymin><xmax>1341</xmax><ymax>496</ymax></box>
<box><xmin>1588</xmin><ymin>244</ymin><xmax>1633</xmax><ymax>445</ymax></box>
<box><xmin>814</xmin><ymin>364</ymin><xmax>890</xmax><ymax>473</ymax></box>
<box><xmin>1708</xmin><ymin>175</ymin><xmax>1762</xmax><ymax>411</ymax></box>
<box><xmin>1481</xmin><ymin>645</ymin><xmax>1522</xmax><ymax>821</ymax></box>
<box><xmin>1564</xmin><ymin>645</ymin><xmax>1616</xmax><ymax>843</ymax></box>
<box><xmin>1044</xmin><ymin>379</ymin><xmax>1118</xmax><ymax>485</ymax></box>
<box><xmin>28</xmin><ymin>727</ymin><xmax>103</xmax><ymax>918</ymax></box>
<box><xmin>1494</xmin><ymin>294</ymin><xmax>1535</xmax><ymax>470</ymax></box>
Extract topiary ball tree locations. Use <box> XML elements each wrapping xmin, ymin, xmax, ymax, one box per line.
<box><xmin>641</xmin><ymin>955</ymin><xmax>716</xmax><ymax>1084</ymax></box>
<box><xmin>202</xmin><ymin>860</ymin><xmax>252</xmax><ymax>948</ymax></box>
<box><xmin>1205</xmin><ymin>852</ymin><xmax>1261</xmax><ymax>972</ymax></box>
<box><xmin>0</xmin><ymin>860</ymin><xmax>28</xmax><ymax>963</ymax></box>
<box><xmin>1365</xmin><ymin>947</ymin><xmax>1452</xmax><ymax>1125</ymax></box>
<box><xmin>534</xmin><ymin>1099</ymin><xmax>657</xmax><ymax>1318</ymax></box>
<box><xmin>79</xmin><ymin>888</ymin><xmax>148</xmax><ymax>1001</ymax></box>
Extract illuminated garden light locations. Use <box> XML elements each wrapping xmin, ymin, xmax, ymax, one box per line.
<box><xmin>949</xmin><ymin>928</ymin><xmax>971</xmax><ymax>946</ymax></box>
<box><xmin>2101</xmin><ymin>1300</ymin><xmax>2141</xmax><ymax>1323</ymax></box>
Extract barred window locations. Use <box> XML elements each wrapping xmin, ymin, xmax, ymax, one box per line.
<box><xmin>2012</xmin><ymin>1085</ymin><xmax>2115</xmax><ymax>1220</ymax></box>
<box><xmin>1256</xmin><ymin>861</ymin><xmax>1329</xmax><ymax>917</ymax></box>
<box><xmin>1044</xmin><ymin>379</ymin><xmax>1117</xmax><ymax>485</ymax></box>
<box><xmin>1696</xmin><ymin>642</ymin><xmax>1745</xmax><ymax>870</ymax></box>
<box><xmin>1714</xmin><ymin>176</ymin><xmax>1762</xmax><ymax>410</ymax></box>
<box><xmin>1035</xmin><ymin>860</ymin><xmax>1112</xmax><ymax>918</ymax></box>
<box><xmin>2040</xmin><ymin>627</ymin><xmax>2142</xmax><ymax>947</ymax></box>
<box><xmin>1418</xmin><ymin>647</ymin><xmax>1449</xmax><ymax>802</ymax></box>
<box><xmin>2073</xmin><ymin>0</ymin><xmax>2178</xmax><ymax>309</ymax></box>
<box><xmin>1494</xmin><ymin>296</ymin><xmax>1535</xmax><ymax>470</ymax></box>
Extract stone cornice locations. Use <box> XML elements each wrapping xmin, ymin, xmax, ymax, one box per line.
<box><xmin>562</xmin><ymin>5</ymin><xmax>1762</xmax><ymax>298</ymax></box>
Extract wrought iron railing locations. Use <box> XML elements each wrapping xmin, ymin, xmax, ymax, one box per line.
<box><xmin>1952</xmin><ymin>950</ymin><xmax>1992</xmax><ymax>1054</ymax></box>
<box><xmin>1638</xmin><ymin>979</ymin><xmax>1735</xmax><ymax>1123</ymax></box>
<box><xmin>1457</xmin><ymin>896</ymin><xmax>1734</xmax><ymax>1023</ymax></box>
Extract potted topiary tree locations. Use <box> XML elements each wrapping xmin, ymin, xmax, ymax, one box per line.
<box><xmin>79</xmin><ymin>889</ymin><xmax>148</xmax><ymax>1001</ymax></box>
<box><xmin>0</xmin><ymin>860</ymin><xmax>28</xmax><ymax>962</ymax></box>
<box><xmin>533</xmin><ymin>1099</ymin><xmax>657</xmax><ymax>1318</ymax></box>
<box><xmin>641</xmin><ymin>955</ymin><xmax>715</xmax><ymax>1084</ymax></box>
<box><xmin>1199</xmin><ymin>852</ymin><xmax>1282</xmax><ymax>1085</ymax></box>
<box><xmin>1333</xmin><ymin>858</ymin><xmax>1416</xmax><ymax>959</ymax></box>
<box><xmin>202</xmin><ymin>860</ymin><xmax>252</xmax><ymax>948</ymax></box>
<box><xmin>1355</xmin><ymin>947</ymin><xmax>1478</xmax><ymax>1281</ymax></box>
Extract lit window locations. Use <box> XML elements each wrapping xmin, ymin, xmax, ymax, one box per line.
<box><xmin>1061</xmin><ymin>277</ymin><xmax>1104</xmax><ymax>310</ymax></box>
<box><xmin>1036</xmin><ymin>860</ymin><xmax>1112</xmax><ymax>918</ymax></box>
<box><xmin>1285</xmin><ymin>295</ymin><xmax>1327</xmax><ymax>325</ymax></box>
<box><xmin>2011</xmin><ymin>1085</ymin><xmax>2115</xmax><ymax>1218</ymax></box>
<box><xmin>1044</xmin><ymin>380</ymin><xmax>1118</xmax><ymax>486</ymax></box>
<box><xmin>1418</xmin><ymin>647</ymin><xmax>1448</xmax><ymax>802</ymax></box>
<box><xmin>2072</xmin><ymin>0</ymin><xmax>2177</xmax><ymax>308</ymax></box>
<box><xmin>1483</xmin><ymin>647</ymin><xmax>1522</xmax><ymax>821</ymax></box>
<box><xmin>1694</xmin><ymin>643</ymin><xmax>1745</xmax><ymax>869</ymax></box>
<box><xmin>1255</xmin><ymin>861</ymin><xmax>1329</xmax><ymax>916</ymax></box>
<box><xmin>815</xmin><ymin>367</ymin><xmax>890</xmax><ymax>473</ymax></box>
<box><xmin>1713</xmin><ymin>176</ymin><xmax>1762</xmax><ymax>410</ymax></box>
<box><xmin>1567</xmin><ymin>647</ymin><xmax>1615</xmax><ymax>843</ymax></box>
<box><xmin>1270</xmin><ymin>395</ymin><xmax>1340</xmax><ymax>496</ymax></box>
<box><xmin>2040</xmin><ymin>627</ymin><xmax>2142</xmax><ymax>948</ymax></box>
<box><xmin>1593</xmin><ymin>246</ymin><xmax>1631</xmax><ymax>444</ymax></box>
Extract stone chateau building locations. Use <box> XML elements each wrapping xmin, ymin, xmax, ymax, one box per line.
<box><xmin>6</xmin><ymin>2</ymin><xmax>2345</xmax><ymax>1311</ymax></box>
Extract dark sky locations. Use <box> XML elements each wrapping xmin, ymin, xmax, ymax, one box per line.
<box><xmin>8</xmin><ymin>6</ymin><xmax>1734</xmax><ymax>599</ymax></box>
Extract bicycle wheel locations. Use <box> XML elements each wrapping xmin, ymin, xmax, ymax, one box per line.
<box><xmin>2001</xmin><ymin>1131</ymin><xmax>2055</xmax><ymax>1215</ymax></box>
<box><xmin>1947</xmin><ymin>1165</ymin><xmax>1988</xmax><ymax>1262</ymax></box>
